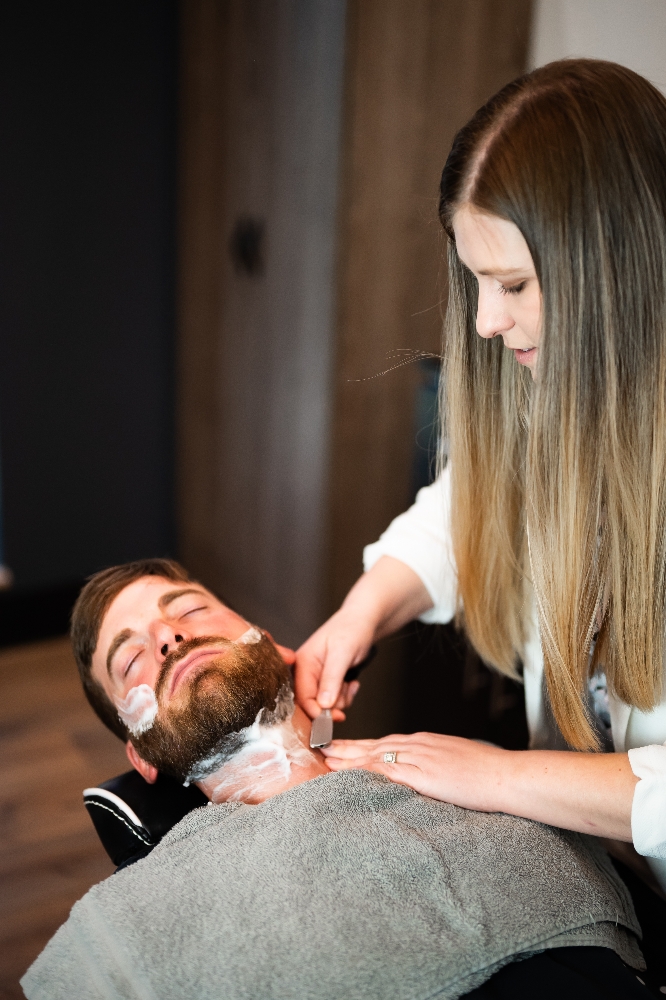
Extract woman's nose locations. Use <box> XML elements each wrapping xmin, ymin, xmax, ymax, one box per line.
<box><xmin>476</xmin><ymin>288</ymin><xmax>514</xmax><ymax>340</ymax></box>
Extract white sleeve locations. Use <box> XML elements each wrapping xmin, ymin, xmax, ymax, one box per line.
<box><xmin>628</xmin><ymin>743</ymin><xmax>666</xmax><ymax>859</ymax></box>
<box><xmin>363</xmin><ymin>467</ymin><xmax>457</xmax><ymax>625</ymax></box>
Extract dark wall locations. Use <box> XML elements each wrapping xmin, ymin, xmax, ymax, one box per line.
<box><xmin>0</xmin><ymin>2</ymin><xmax>177</xmax><ymax>593</ymax></box>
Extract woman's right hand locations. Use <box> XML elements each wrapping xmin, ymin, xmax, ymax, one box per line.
<box><xmin>294</xmin><ymin>608</ymin><xmax>376</xmax><ymax>721</ymax></box>
<box><xmin>295</xmin><ymin>556</ymin><xmax>434</xmax><ymax>720</ymax></box>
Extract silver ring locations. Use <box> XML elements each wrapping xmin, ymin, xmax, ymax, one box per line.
<box><xmin>383</xmin><ymin>751</ymin><xmax>397</xmax><ymax>764</ymax></box>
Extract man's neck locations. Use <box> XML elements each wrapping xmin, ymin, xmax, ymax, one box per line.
<box><xmin>196</xmin><ymin>705</ymin><xmax>329</xmax><ymax>805</ymax></box>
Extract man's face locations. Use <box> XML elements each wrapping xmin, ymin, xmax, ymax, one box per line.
<box><xmin>92</xmin><ymin>576</ymin><xmax>252</xmax><ymax>708</ymax></box>
<box><xmin>91</xmin><ymin>576</ymin><xmax>292</xmax><ymax>781</ymax></box>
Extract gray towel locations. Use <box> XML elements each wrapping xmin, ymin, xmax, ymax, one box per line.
<box><xmin>22</xmin><ymin>770</ymin><xmax>643</xmax><ymax>1000</ymax></box>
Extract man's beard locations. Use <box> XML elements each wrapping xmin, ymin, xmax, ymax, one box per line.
<box><xmin>130</xmin><ymin>634</ymin><xmax>293</xmax><ymax>782</ymax></box>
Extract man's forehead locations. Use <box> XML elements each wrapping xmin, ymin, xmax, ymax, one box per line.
<box><xmin>109</xmin><ymin>576</ymin><xmax>213</xmax><ymax>612</ymax></box>
<box><xmin>98</xmin><ymin>577</ymin><xmax>219</xmax><ymax>645</ymax></box>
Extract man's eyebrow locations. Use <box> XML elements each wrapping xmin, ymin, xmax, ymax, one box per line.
<box><xmin>157</xmin><ymin>588</ymin><xmax>208</xmax><ymax>610</ymax></box>
<box><xmin>106</xmin><ymin>628</ymin><xmax>133</xmax><ymax>677</ymax></box>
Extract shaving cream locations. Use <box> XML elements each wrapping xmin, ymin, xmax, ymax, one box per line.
<box><xmin>115</xmin><ymin>684</ymin><xmax>159</xmax><ymax>736</ymax></box>
<box><xmin>191</xmin><ymin>688</ymin><xmax>315</xmax><ymax>803</ymax></box>
<box><xmin>237</xmin><ymin>625</ymin><xmax>262</xmax><ymax>644</ymax></box>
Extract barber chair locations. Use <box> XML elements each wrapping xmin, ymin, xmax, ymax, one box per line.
<box><xmin>84</xmin><ymin>772</ymin><xmax>207</xmax><ymax>869</ymax></box>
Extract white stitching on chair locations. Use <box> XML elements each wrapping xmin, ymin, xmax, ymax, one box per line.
<box><xmin>86</xmin><ymin>799</ymin><xmax>153</xmax><ymax>846</ymax></box>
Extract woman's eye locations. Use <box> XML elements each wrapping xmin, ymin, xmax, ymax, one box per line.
<box><xmin>499</xmin><ymin>280</ymin><xmax>527</xmax><ymax>296</ymax></box>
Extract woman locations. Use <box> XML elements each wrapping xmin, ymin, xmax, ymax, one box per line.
<box><xmin>296</xmin><ymin>59</ymin><xmax>666</xmax><ymax>990</ymax></box>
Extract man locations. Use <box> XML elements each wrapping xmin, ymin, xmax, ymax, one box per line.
<box><xmin>22</xmin><ymin>560</ymin><xmax>646</xmax><ymax>1000</ymax></box>
<box><xmin>67</xmin><ymin>558</ymin><xmax>313</xmax><ymax>800</ymax></box>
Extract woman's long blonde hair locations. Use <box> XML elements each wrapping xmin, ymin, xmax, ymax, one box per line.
<box><xmin>440</xmin><ymin>59</ymin><xmax>666</xmax><ymax>750</ymax></box>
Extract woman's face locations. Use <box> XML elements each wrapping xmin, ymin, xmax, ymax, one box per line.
<box><xmin>452</xmin><ymin>205</ymin><xmax>542</xmax><ymax>376</ymax></box>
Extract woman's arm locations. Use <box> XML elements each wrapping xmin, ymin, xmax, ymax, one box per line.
<box><xmin>322</xmin><ymin>732</ymin><xmax>638</xmax><ymax>841</ymax></box>
<box><xmin>294</xmin><ymin>556</ymin><xmax>433</xmax><ymax>720</ymax></box>
<box><xmin>296</xmin><ymin>472</ymin><xmax>457</xmax><ymax>721</ymax></box>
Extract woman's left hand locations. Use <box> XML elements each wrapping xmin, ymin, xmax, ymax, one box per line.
<box><xmin>322</xmin><ymin>732</ymin><xmax>508</xmax><ymax>813</ymax></box>
<box><xmin>322</xmin><ymin>732</ymin><xmax>638</xmax><ymax>841</ymax></box>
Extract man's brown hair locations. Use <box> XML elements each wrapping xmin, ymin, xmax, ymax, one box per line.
<box><xmin>71</xmin><ymin>559</ymin><xmax>192</xmax><ymax>740</ymax></box>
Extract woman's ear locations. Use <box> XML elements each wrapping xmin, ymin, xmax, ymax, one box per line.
<box><xmin>125</xmin><ymin>740</ymin><xmax>158</xmax><ymax>784</ymax></box>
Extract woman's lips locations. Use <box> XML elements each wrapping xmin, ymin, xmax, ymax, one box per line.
<box><xmin>513</xmin><ymin>347</ymin><xmax>537</xmax><ymax>365</ymax></box>
<box><xmin>169</xmin><ymin>647</ymin><xmax>230</xmax><ymax>696</ymax></box>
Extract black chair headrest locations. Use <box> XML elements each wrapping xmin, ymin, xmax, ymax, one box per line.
<box><xmin>84</xmin><ymin>771</ymin><xmax>207</xmax><ymax>869</ymax></box>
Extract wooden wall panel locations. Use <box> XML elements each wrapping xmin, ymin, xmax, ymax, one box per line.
<box><xmin>329</xmin><ymin>0</ymin><xmax>533</xmax><ymax>612</ymax></box>
<box><xmin>177</xmin><ymin>1</ymin><xmax>345</xmax><ymax>647</ymax></box>
<box><xmin>177</xmin><ymin>0</ymin><xmax>227</xmax><ymax>597</ymax></box>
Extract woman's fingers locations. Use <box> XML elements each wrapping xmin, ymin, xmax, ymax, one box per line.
<box><xmin>294</xmin><ymin>601</ymin><xmax>377</xmax><ymax>719</ymax></box>
<box><xmin>294</xmin><ymin>642</ymin><xmax>326</xmax><ymax>720</ymax></box>
<box><xmin>295</xmin><ymin>622</ymin><xmax>371</xmax><ymax>718</ymax></box>
<box><xmin>317</xmin><ymin>681</ymin><xmax>362</xmax><ymax>723</ymax></box>
<box><xmin>321</xmin><ymin>733</ymin><xmax>427</xmax><ymax>759</ymax></box>
<box><xmin>294</xmin><ymin>642</ymin><xmax>350</xmax><ymax>719</ymax></box>
<box><xmin>325</xmin><ymin>748</ymin><xmax>423</xmax><ymax>788</ymax></box>
<box><xmin>320</xmin><ymin>739</ymin><xmax>380</xmax><ymax>759</ymax></box>
<box><xmin>331</xmin><ymin>680</ymin><xmax>361</xmax><ymax>714</ymax></box>
<box><xmin>346</xmin><ymin>680</ymin><xmax>361</xmax><ymax>706</ymax></box>
<box><xmin>327</xmin><ymin>733</ymin><xmax>511</xmax><ymax>813</ymax></box>
<box><xmin>322</xmin><ymin>736</ymin><xmax>422</xmax><ymax>773</ymax></box>
<box><xmin>316</xmin><ymin>643</ymin><xmax>366</xmax><ymax>710</ymax></box>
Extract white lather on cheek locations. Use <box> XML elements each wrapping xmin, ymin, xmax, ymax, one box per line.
<box><xmin>115</xmin><ymin>684</ymin><xmax>158</xmax><ymax>736</ymax></box>
<box><xmin>236</xmin><ymin>626</ymin><xmax>262</xmax><ymax>645</ymax></box>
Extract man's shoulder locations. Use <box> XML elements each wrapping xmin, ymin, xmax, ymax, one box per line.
<box><xmin>166</xmin><ymin>770</ymin><xmax>424</xmax><ymax>843</ymax></box>
<box><xmin>116</xmin><ymin>769</ymin><xmax>445</xmax><ymax>874</ymax></box>
<box><xmin>159</xmin><ymin>797</ymin><xmax>245</xmax><ymax>847</ymax></box>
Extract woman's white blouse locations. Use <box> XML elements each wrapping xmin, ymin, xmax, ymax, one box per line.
<box><xmin>363</xmin><ymin>467</ymin><xmax>666</xmax><ymax>891</ymax></box>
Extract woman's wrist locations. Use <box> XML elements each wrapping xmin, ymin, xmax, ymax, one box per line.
<box><xmin>340</xmin><ymin>556</ymin><xmax>433</xmax><ymax>642</ymax></box>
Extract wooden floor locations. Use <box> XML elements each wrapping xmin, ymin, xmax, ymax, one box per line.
<box><xmin>0</xmin><ymin>637</ymin><xmax>128</xmax><ymax>998</ymax></box>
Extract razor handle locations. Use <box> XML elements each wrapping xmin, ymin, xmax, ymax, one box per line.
<box><xmin>343</xmin><ymin>644</ymin><xmax>377</xmax><ymax>683</ymax></box>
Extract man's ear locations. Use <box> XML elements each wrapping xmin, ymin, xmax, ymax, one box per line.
<box><xmin>125</xmin><ymin>741</ymin><xmax>159</xmax><ymax>784</ymax></box>
<box><xmin>264</xmin><ymin>631</ymin><xmax>296</xmax><ymax>666</ymax></box>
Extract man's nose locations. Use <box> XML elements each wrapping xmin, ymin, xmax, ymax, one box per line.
<box><xmin>476</xmin><ymin>288</ymin><xmax>514</xmax><ymax>340</ymax></box>
<box><xmin>154</xmin><ymin>623</ymin><xmax>189</xmax><ymax>659</ymax></box>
